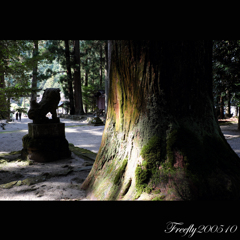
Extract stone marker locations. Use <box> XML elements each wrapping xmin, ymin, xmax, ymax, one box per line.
<box><xmin>21</xmin><ymin>88</ymin><xmax>71</xmax><ymax>162</ymax></box>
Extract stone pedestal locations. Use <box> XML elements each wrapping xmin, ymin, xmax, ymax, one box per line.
<box><xmin>21</xmin><ymin>123</ymin><xmax>71</xmax><ymax>163</ymax></box>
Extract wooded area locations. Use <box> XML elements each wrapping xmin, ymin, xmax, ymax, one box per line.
<box><xmin>213</xmin><ymin>40</ymin><xmax>240</xmax><ymax>121</ymax></box>
<box><xmin>0</xmin><ymin>40</ymin><xmax>107</xmax><ymax>119</ymax></box>
<box><xmin>1</xmin><ymin>40</ymin><xmax>240</xmax><ymax>200</ymax></box>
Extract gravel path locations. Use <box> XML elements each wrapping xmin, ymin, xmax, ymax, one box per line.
<box><xmin>3</xmin><ymin>117</ymin><xmax>237</xmax><ymax>157</ymax></box>
<box><xmin>0</xmin><ymin>116</ymin><xmax>105</xmax><ymax>154</ymax></box>
<box><xmin>220</xmin><ymin>123</ymin><xmax>240</xmax><ymax>157</ymax></box>
<box><xmin>0</xmin><ymin>116</ymin><xmax>104</xmax><ymax>200</ymax></box>
<box><xmin>0</xmin><ymin>117</ymin><xmax>239</xmax><ymax>200</ymax></box>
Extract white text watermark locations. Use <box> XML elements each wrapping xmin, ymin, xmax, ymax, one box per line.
<box><xmin>164</xmin><ymin>221</ymin><xmax>238</xmax><ymax>238</ymax></box>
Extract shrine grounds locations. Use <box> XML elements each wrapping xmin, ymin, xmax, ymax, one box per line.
<box><xmin>0</xmin><ymin>115</ymin><xmax>105</xmax><ymax>154</ymax></box>
<box><xmin>0</xmin><ymin>116</ymin><xmax>104</xmax><ymax>200</ymax></box>
<box><xmin>0</xmin><ymin>116</ymin><xmax>240</xmax><ymax>200</ymax></box>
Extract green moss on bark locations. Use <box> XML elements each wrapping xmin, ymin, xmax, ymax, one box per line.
<box><xmin>134</xmin><ymin>122</ymin><xmax>240</xmax><ymax>200</ymax></box>
<box><xmin>164</xmin><ymin>124</ymin><xmax>240</xmax><ymax>200</ymax></box>
<box><xmin>152</xmin><ymin>195</ymin><xmax>165</xmax><ymax>201</ymax></box>
<box><xmin>81</xmin><ymin>41</ymin><xmax>240</xmax><ymax>200</ymax></box>
<box><xmin>135</xmin><ymin>136</ymin><xmax>162</xmax><ymax>198</ymax></box>
<box><xmin>114</xmin><ymin>158</ymin><xmax>128</xmax><ymax>184</ymax></box>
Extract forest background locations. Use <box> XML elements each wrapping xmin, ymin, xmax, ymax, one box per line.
<box><xmin>1</xmin><ymin>40</ymin><xmax>240</xmax><ymax>123</ymax></box>
<box><xmin>0</xmin><ymin>40</ymin><xmax>107</xmax><ymax>119</ymax></box>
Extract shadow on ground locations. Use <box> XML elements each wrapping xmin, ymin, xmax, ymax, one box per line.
<box><xmin>0</xmin><ymin>144</ymin><xmax>96</xmax><ymax>200</ymax></box>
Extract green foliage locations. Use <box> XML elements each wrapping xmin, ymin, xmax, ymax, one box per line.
<box><xmin>15</xmin><ymin>107</ymin><xmax>28</xmax><ymax>114</ymax></box>
<box><xmin>0</xmin><ymin>85</ymin><xmax>39</xmax><ymax>118</ymax></box>
<box><xmin>1</xmin><ymin>40</ymin><xmax>107</xmax><ymax>116</ymax></box>
<box><xmin>82</xmin><ymin>85</ymin><xmax>97</xmax><ymax>111</ymax></box>
<box><xmin>80</xmin><ymin>40</ymin><xmax>107</xmax><ymax>112</ymax></box>
<box><xmin>0</xmin><ymin>40</ymin><xmax>56</xmax><ymax>117</ymax></box>
<box><xmin>213</xmin><ymin>40</ymin><xmax>240</xmax><ymax>111</ymax></box>
<box><xmin>45</xmin><ymin>40</ymin><xmax>107</xmax><ymax>113</ymax></box>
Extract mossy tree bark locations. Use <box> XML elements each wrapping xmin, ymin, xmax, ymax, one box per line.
<box><xmin>81</xmin><ymin>40</ymin><xmax>240</xmax><ymax>200</ymax></box>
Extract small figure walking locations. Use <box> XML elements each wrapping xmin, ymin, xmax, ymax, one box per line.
<box><xmin>19</xmin><ymin>112</ymin><xmax>22</xmax><ymax>121</ymax></box>
<box><xmin>16</xmin><ymin>112</ymin><xmax>18</xmax><ymax>121</ymax></box>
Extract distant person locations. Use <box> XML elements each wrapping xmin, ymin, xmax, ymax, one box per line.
<box><xmin>19</xmin><ymin>112</ymin><xmax>22</xmax><ymax>121</ymax></box>
<box><xmin>16</xmin><ymin>112</ymin><xmax>18</xmax><ymax>121</ymax></box>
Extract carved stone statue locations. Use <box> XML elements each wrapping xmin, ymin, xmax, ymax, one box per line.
<box><xmin>22</xmin><ymin>88</ymin><xmax>71</xmax><ymax>162</ymax></box>
<box><xmin>28</xmin><ymin>88</ymin><xmax>60</xmax><ymax>124</ymax></box>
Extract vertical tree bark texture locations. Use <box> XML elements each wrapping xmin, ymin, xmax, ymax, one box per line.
<box><xmin>100</xmin><ymin>44</ymin><xmax>103</xmax><ymax>89</ymax></box>
<box><xmin>104</xmin><ymin>40</ymin><xmax>109</xmax><ymax>114</ymax></box>
<box><xmin>85</xmin><ymin>49</ymin><xmax>89</xmax><ymax>113</ymax></box>
<box><xmin>226</xmin><ymin>90</ymin><xmax>231</xmax><ymax>117</ymax></box>
<box><xmin>238</xmin><ymin>113</ymin><xmax>240</xmax><ymax>130</ymax></box>
<box><xmin>64</xmin><ymin>40</ymin><xmax>75</xmax><ymax>115</ymax></box>
<box><xmin>220</xmin><ymin>96</ymin><xmax>224</xmax><ymax>119</ymax></box>
<box><xmin>105</xmin><ymin>40</ymin><xmax>112</xmax><ymax>115</ymax></box>
<box><xmin>73</xmin><ymin>40</ymin><xmax>84</xmax><ymax>115</ymax></box>
<box><xmin>81</xmin><ymin>40</ymin><xmax>240</xmax><ymax>200</ymax></box>
<box><xmin>31</xmin><ymin>40</ymin><xmax>38</xmax><ymax>102</ymax></box>
<box><xmin>0</xmin><ymin>65</ymin><xmax>7</xmax><ymax>119</ymax></box>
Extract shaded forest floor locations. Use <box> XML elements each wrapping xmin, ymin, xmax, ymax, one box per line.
<box><xmin>0</xmin><ymin>116</ymin><xmax>104</xmax><ymax>200</ymax></box>
<box><xmin>0</xmin><ymin>148</ymin><xmax>94</xmax><ymax>200</ymax></box>
<box><xmin>0</xmin><ymin>116</ymin><xmax>240</xmax><ymax>200</ymax></box>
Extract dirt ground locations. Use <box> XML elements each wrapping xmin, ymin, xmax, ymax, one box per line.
<box><xmin>1</xmin><ymin>116</ymin><xmax>240</xmax><ymax>200</ymax></box>
<box><xmin>220</xmin><ymin>121</ymin><xmax>240</xmax><ymax>158</ymax></box>
<box><xmin>0</xmin><ymin>116</ymin><xmax>104</xmax><ymax>200</ymax></box>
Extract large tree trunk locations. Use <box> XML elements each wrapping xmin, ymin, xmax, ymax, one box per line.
<box><xmin>0</xmin><ymin>44</ymin><xmax>11</xmax><ymax>119</ymax></box>
<box><xmin>0</xmin><ymin>67</ymin><xmax>7</xmax><ymax>119</ymax></box>
<box><xmin>226</xmin><ymin>90</ymin><xmax>231</xmax><ymax>117</ymax></box>
<box><xmin>81</xmin><ymin>40</ymin><xmax>240</xmax><ymax>201</ymax></box>
<box><xmin>84</xmin><ymin>49</ymin><xmax>89</xmax><ymax>114</ymax></box>
<box><xmin>31</xmin><ymin>40</ymin><xmax>38</xmax><ymax>102</ymax></box>
<box><xmin>104</xmin><ymin>40</ymin><xmax>110</xmax><ymax>116</ymax></box>
<box><xmin>64</xmin><ymin>40</ymin><xmax>75</xmax><ymax>115</ymax></box>
<box><xmin>100</xmin><ymin>43</ymin><xmax>103</xmax><ymax>89</ymax></box>
<box><xmin>220</xmin><ymin>95</ymin><xmax>224</xmax><ymax>119</ymax></box>
<box><xmin>238</xmin><ymin>106</ymin><xmax>240</xmax><ymax>130</ymax></box>
<box><xmin>0</xmin><ymin>42</ymin><xmax>7</xmax><ymax>118</ymax></box>
<box><xmin>73</xmin><ymin>40</ymin><xmax>84</xmax><ymax>115</ymax></box>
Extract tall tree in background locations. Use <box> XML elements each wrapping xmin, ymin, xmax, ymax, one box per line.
<box><xmin>81</xmin><ymin>40</ymin><xmax>240</xmax><ymax>200</ymax></box>
<box><xmin>0</xmin><ymin>41</ymin><xmax>7</xmax><ymax>118</ymax></box>
<box><xmin>64</xmin><ymin>40</ymin><xmax>75</xmax><ymax>115</ymax></box>
<box><xmin>99</xmin><ymin>42</ymin><xmax>103</xmax><ymax>89</ymax></box>
<box><xmin>31</xmin><ymin>40</ymin><xmax>38</xmax><ymax>102</ymax></box>
<box><xmin>0</xmin><ymin>40</ymin><xmax>40</xmax><ymax>118</ymax></box>
<box><xmin>73</xmin><ymin>40</ymin><xmax>84</xmax><ymax>115</ymax></box>
<box><xmin>84</xmin><ymin>47</ymin><xmax>89</xmax><ymax>113</ymax></box>
<box><xmin>81</xmin><ymin>40</ymin><xmax>106</xmax><ymax>113</ymax></box>
<box><xmin>213</xmin><ymin>40</ymin><xmax>240</xmax><ymax>119</ymax></box>
<box><xmin>105</xmin><ymin>40</ymin><xmax>111</xmax><ymax>114</ymax></box>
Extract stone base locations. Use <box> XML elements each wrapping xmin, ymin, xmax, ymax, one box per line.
<box><xmin>28</xmin><ymin>122</ymin><xmax>65</xmax><ymax>139</ymax></box>
<box><xmin>21</xmin><ymin>123</ymin><xmax>71</xmax><ymax>163</ymax></box>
